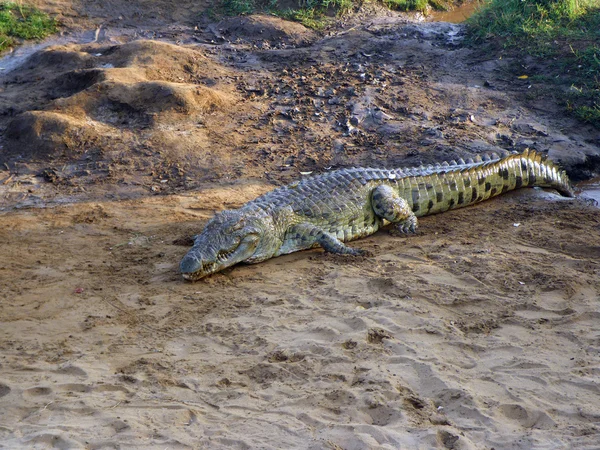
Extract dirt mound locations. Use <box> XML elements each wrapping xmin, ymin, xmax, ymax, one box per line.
<box><xmin>54</xmin><ymin>80</ymin><xmax>234</xmax><ymax>123</ymax></box>
<box><xmin>95</xmin><ymin>40</ymin><xmax>230</xmax><ymax>80</ymax></box>
<box><xmin>215</xmin><ymin>14</ymin><xmax>318</xmax><ymax>47</ymax></box>
<box><xmin>22</xmin><ymin>44</ymin><xmax>96</xmax><ymax>72</ymax></box>
<box><xmin>5</xmin><ymin>111</ymin><xmax>98</xmax><ymax>159</ymax></box>
<box><xmin>3</xmin><ymin>40</ymin><xmax>236</xmax><ymax>161</ymax></box>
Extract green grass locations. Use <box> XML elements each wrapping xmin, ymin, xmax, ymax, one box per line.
<box><xmin>467</xmin><ymin>0</ymin><xmax>600</xmax><ymax>127</ymax></box>
<box><xmin>220</xmin><ymin>0</ymin><xmax>456</xmax><ymax>28</ymax></box>
<box><xmin>467</xmin><ymin>0</ymin><xmax>599</xmax><ymax>46</ymax></box>
<box><xmin>279</xmin><ymin>7</ymin><xmax>330</xmax><ymax>30</ymax></box>
<box><xmin>223</xmin><ymin>0</ymin><xmax>256</xmax><ymax>15</ymax></box>
<box><xmin>383</xmin><ymin>0</ymin><xmax>429</xmax><ymax>12</ymax></box>
<box><xmin>221</xmin><ymin>0</ymin><xmax>351</xmax><ymax>29</ymax></box>
<box><xmin>0</xmin><ymin>2</ymin><xmax>58</xmax><ymax>52</ymax></box>
<box><xmin>574</xmin><ymin>104</ymin><xmax>600</xmax><ymax>124</ymax></box>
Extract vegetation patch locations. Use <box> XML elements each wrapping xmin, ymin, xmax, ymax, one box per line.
<box><xmin>467</xmin><ymin>0</ymin><xmax>600</xmax><ymax>127</ymax></box>
<box><xmin>0</xmin><ymin>2</ymin><xmax>57</xmax><ymax>52</ymax></box>
<box><xmin>220</xmin><ymin>0</ymin><xmax>459</xmax><ymax>29</ymax></box>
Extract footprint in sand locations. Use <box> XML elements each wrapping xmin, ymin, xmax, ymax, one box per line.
<box><xmin>362</xmin><ymin>402</ymin><xmax>402</xmax><ymax>426</ymax></box>
<box><xmin>56</xmin><ymin>383</ymin><xmax>92</xmax><ymax>393</ymax></box>
<box><xmin>110</xmin><ymin>419</ymin><xmax>131</xmax><ymax>433</ymax></box>
<box><xmin>0</xmin><ymin>383</ymin><xmax>11</xmax><ymax>397</ymax></box>
<box><xmin>94</xmin><ymin>384</ymin><xmax>131</xmax><ymax>394</ymax></box>
<box><xmin>23</xmin><ymin>386</ymin><xmax>52</xmax><ymax>396</ymax></box>
<box><xmin>499</xmin><ymin>403</ymin><xmax>556</xmax><ymax>429</ymax></box>
<box><xmin>25</xmin><ymin>433</ymin><xmax>78</xmax><ymax>450</ymax></box>
<box><xmin>53</xmin><ymin>365</ymin><xmax>87</xmax><ymax>377</ymax></box>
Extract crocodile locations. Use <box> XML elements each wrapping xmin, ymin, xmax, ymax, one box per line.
<box><xmin>180</xmin><ymin>149</ymin><xmax>574</xmax><ymax>281</ymax></box>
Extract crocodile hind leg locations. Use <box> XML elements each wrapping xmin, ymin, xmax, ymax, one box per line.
<box><xmin>286</xmin><ymin>223</ymin><xmax>367</xmax><ymax>256</ymax></box>
<box><xmin>371</xmin><ymin>184</ymin><xmax>418</xmax><ymax>234</ymax></box>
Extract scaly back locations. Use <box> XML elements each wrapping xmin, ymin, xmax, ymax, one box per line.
<box><xmin>396</xmin><ymin>149</ymin><xmax>574</xmax><ymax>217</ymax></box>
<box><xmin>247</xmin><ymin>149</ymin><xmax>573</xmax><ymax>217</ymax></box>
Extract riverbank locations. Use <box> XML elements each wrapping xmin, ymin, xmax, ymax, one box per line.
<box><xmin>1</xmin><ymin>2</ymin><xmax>599</xmax><ymax>449</ymax></box>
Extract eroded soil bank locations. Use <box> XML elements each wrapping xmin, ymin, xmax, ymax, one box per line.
<box><xmin>1</xmin><ymin>2</ymin><xmax>599</xmax><ymax>449</ymax></box>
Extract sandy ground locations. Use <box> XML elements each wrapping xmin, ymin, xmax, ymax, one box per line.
<box><xmin>1</xmin><ymin>187</ymin><xmax>599</xmax><ymax>449</ymax></box>
<box><xmin>1</xmin><ymin>2</ymin><xmax>600</xmax><ymax>449</ymax></box>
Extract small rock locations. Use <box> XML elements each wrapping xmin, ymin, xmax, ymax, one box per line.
<box><xmin>367</xmin><ymin>328</ymin><xmax>392</xmax><ymax>344</ymax></box>
<box><xmin>332</xmin><ymin>139</ymin><xmax>345</xmax><ymax>153</ymax></box>
<box><xmin>437</xmin><ymin>430</ymin><xmax>459</xmax><ymax>449</ymax></box>
<box><xmin>342</xmin><ymin>339</ymin><xmax>357</xmax><ymax>349</ymax></box>
<box><xmin>39</xmin><ymin>168</ymin><xmax>62</xmax><ymax>183</ymax></box>
<box><xmin>512</xmin><ymin>121</ymin><xmax>548</xmax><ymax>136</ymax></box>
<box><xmin>425</xmin><ymin>128</ymin><xmax>444</xmax><ymax>139</ymax></box>
<box><xmin>429</xmin><ymin>413</ymin><xmax>450</xmax><ymax>425</ymax></box>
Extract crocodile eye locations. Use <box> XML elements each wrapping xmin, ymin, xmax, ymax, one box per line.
<box><xmin>227</xmin><ymin>222</ymin><xmax>244</xmax><ymax>233</ymax></box>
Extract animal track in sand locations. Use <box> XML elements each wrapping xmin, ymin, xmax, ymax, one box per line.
<box><xmin>53</xmin><ymin>365</ymin><xmax>88</xmax><ymax>377</ymax></box>
<box><xmin>23</xmin><ymin>386</ymin><xmax>52</xmax><ymax>396</ymax></box>
<box><xmin>94</xmin><ymin>384</ymin><xmax>131</xmax><ymax>394</ymax></box>
<box><xmin>56</xmin><ymin>383</ymin><xmax>92</xmax><ymax>393</ymax></box>
<box><xmin>24</xmin><ymin>433</ymin><xmax>77</xmax><ymax>450</ymax></box>
<box><xmin>0</xmin><ymin>383</ymin><xmax>11</xmax><ymax>397</ymax></box>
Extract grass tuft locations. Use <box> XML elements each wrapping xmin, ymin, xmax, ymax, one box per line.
<box><xmin>467</xmin><ymin>0</ymin><xmax>600</xmax><ymax>128</ymax></box>
<box><xmin>279</xmin><ymin>7</ymin><xmax>329</xmax><ymax>30</ymax></box>
<box><xmin>220</xmin><ymin>0</ymin><xmax>458</xmax><ymax>28</ymax></box>
<box><xmin>0</xmin><ymin>2</ymin><xmax>58</xmax><ymax>52</ymax></box>
<box><xmin>383</xmin><ymin>0</ymin><xmax>430</xmax><ymax>13</ymax></box>
<box><xmin>467</xmin><ymin>0</ymin><xmax>599</xmax><ymax>47</ymax></box>
<box><xmin>223</xmin><ymin>0</ymin><xmax>256</xmax><ymax>15</ymax></box>
<box><xmin>574</xmin><ymin>104</ymin><xmax>600</xmax><ymax>124</ymax></box>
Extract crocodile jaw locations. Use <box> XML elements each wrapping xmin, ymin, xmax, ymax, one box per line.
<box><xmin>180</xmin><ymin>233</ymin><xmax>260</xmax><ymax>281</ymax></box>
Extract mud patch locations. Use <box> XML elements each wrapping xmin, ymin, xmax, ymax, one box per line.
<box><xmin>214</xmin><ymin>14</ymin><xmax>318</xmax><ymax>48</ymax></box>
<box><xmin>1</xmin><ymin>17</ymin><xmax>599</xmax><ymax>208</ymax></box>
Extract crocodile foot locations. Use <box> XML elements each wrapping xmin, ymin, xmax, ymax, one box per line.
<box><xmin>390</xmin><ymin>215</ymin><xmax>418</xmax><ymax>236</ymax></box>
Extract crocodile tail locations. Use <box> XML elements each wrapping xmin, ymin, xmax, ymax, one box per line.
<box><xmin>405</xmin><ymin>150</ymin><xmax>574</xmax><ymax>217</ymax></box>
<box><xmin>515</xmin><ymin>149</ymin><xmax>575</xmax><ymax>197</ymax></box>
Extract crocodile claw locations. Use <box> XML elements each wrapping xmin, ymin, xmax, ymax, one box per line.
<box><xmin>391</xmin><ymin>218</ymin><xmax>418</xmax><ymax>236</ymax></box>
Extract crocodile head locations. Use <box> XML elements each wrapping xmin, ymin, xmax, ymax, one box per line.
<box><xmin>180</xmin><ymin>210</ymin><xmax>264</xmax><ymax>281</ymax></box>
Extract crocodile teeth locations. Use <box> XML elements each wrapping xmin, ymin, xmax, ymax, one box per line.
<box><xmin>217</xmin><ymin>249</ymin><xmax>236</xmax><ymax>262</ymax></box>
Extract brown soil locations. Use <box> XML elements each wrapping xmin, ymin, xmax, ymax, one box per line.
<box><xmin>1</xmin><ymin>2</ymin><xmax>599</xmax><ymax>449</ymax></box>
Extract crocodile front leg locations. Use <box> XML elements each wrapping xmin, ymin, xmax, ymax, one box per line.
<box><xmin>285</xmin><ymin>223</ymin><xmax>367</xmax><ymax>256</ymax></box>
<box><xmin>371</xmin><ymin>184</ymin><xmax>418</xmax><ymax>234</ymax></box>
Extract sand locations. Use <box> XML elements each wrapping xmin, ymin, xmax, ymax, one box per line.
<box><xmin>1</xmin><ymin>186</ymin><xmax>599</xmax><ymax>449</ymax></box>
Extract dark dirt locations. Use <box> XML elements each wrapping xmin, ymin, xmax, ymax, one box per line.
<box><xmin>1</xmin><ymin>5</ymin><xmax>599</xmax><ymax>207</ymax></box>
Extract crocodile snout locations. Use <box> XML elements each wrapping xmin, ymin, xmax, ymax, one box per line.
<box><xmin>180</xmin><ymin>253</ymin><xmax>202</xmax><ymax>280</ymax></box>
